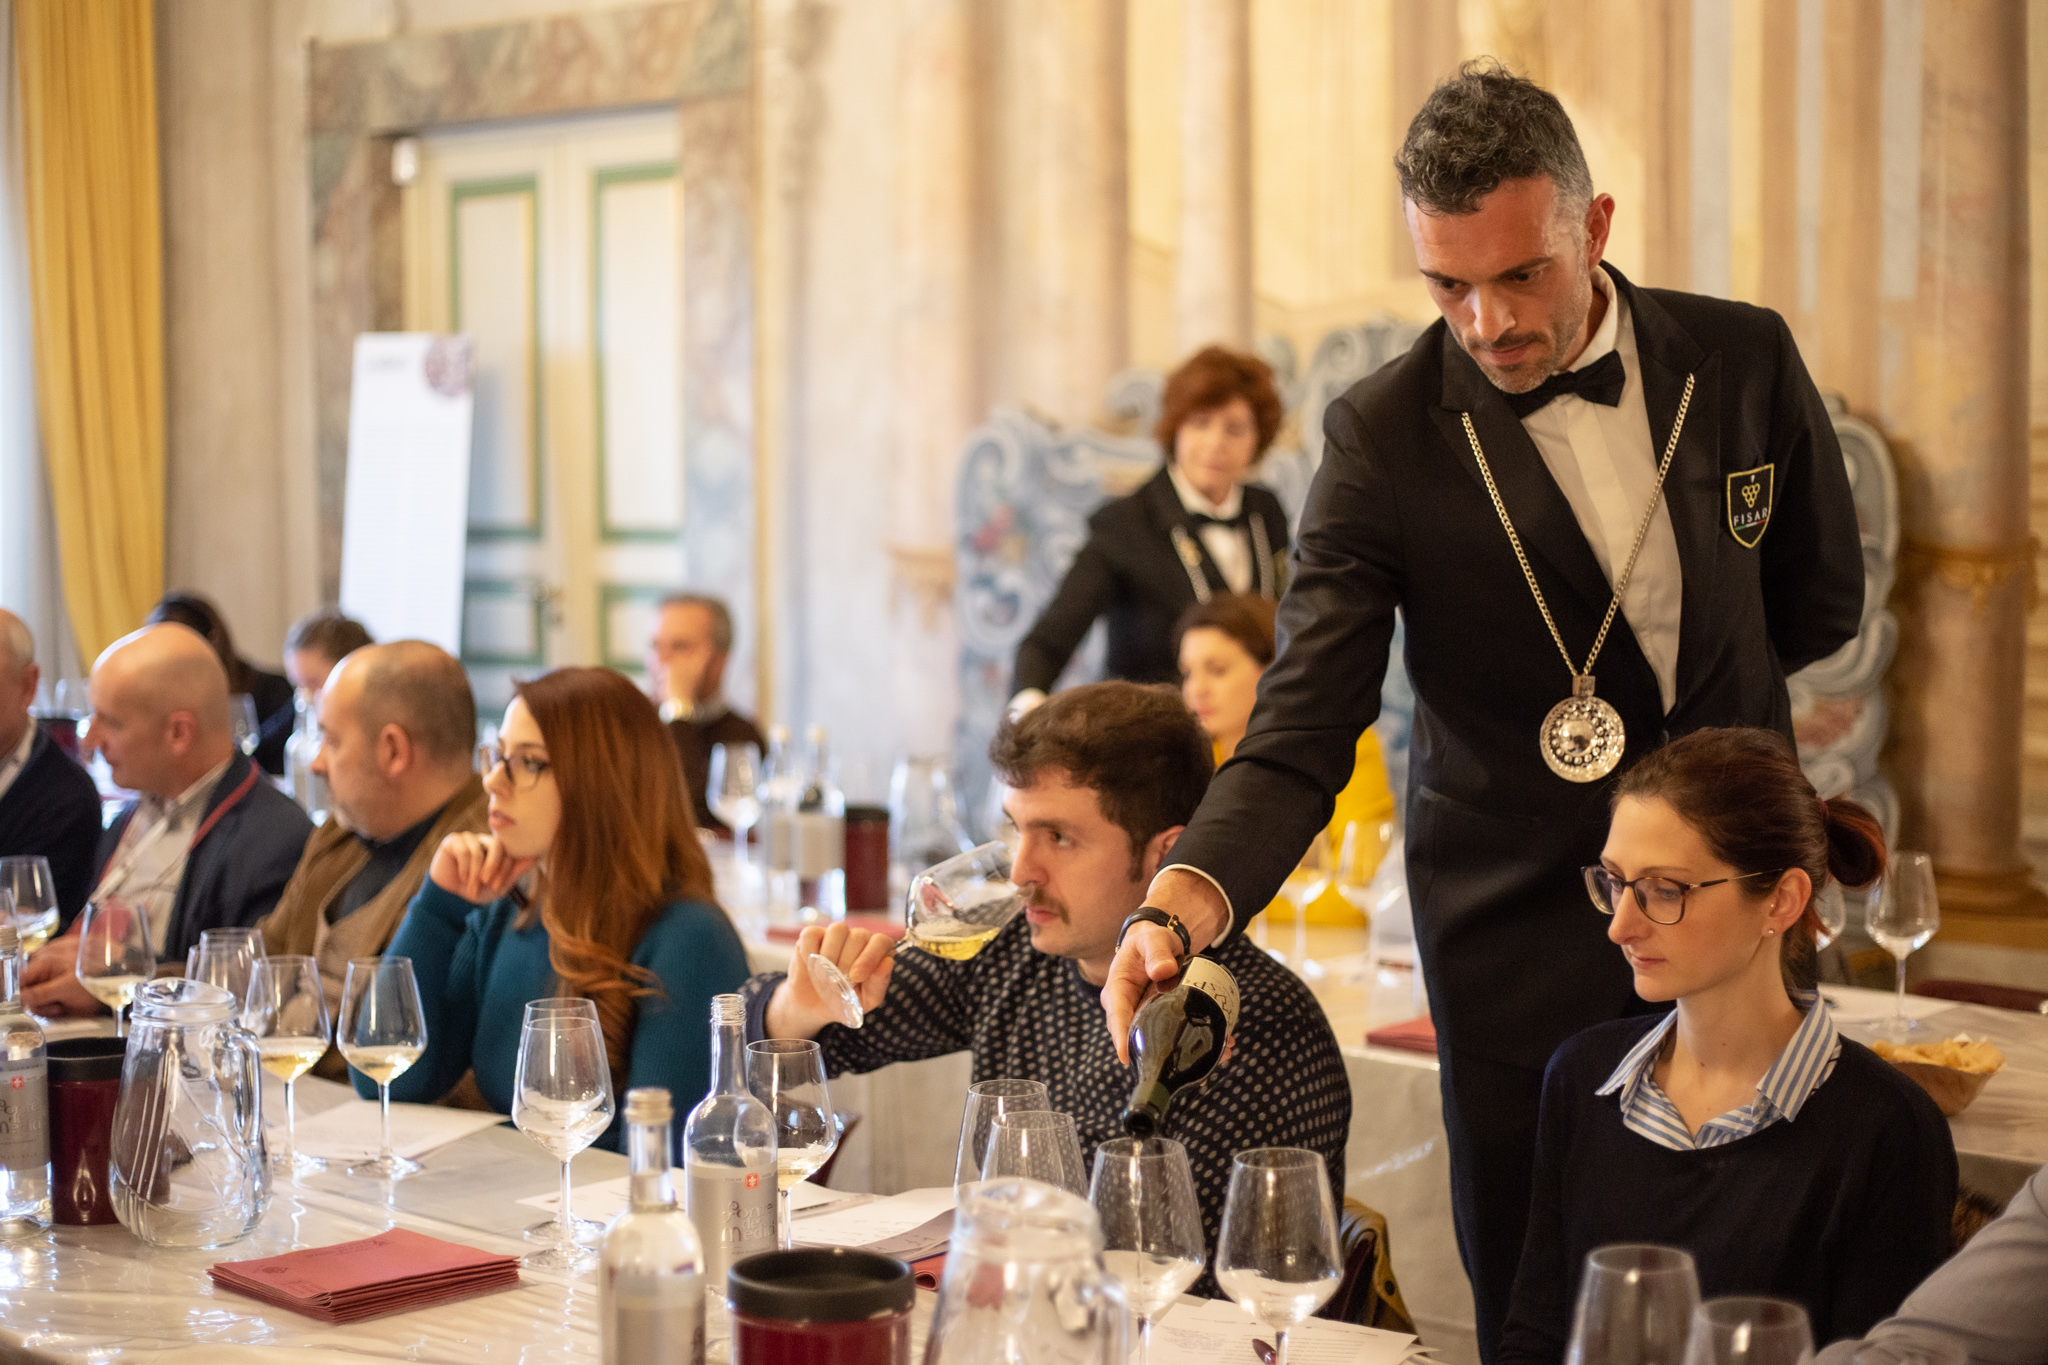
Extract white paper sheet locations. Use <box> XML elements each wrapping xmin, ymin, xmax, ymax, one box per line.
<box><xmin>1148</xmin><ymin>1296</ymin><xmax>1423</xmax><ymax>1365</ymax></box>
<box><xmin>517</xmin><ymin>1174</ymin><xmax>856</xmax><ymax>1224</ymax></box>
<box><xmin>278</xmin><ymin>1100</ymin><xmax>510</xmax><ymax>1163</ymax></box>
<box><xmin>1821</xmin><ymin>985</ymin><xmax>1958</xmax><ymax>1025</ymax></box>
<box><xmin>789</xmin><ymin>1186</ymin><xmax>957</xmax><ymax>1254</ymax></box>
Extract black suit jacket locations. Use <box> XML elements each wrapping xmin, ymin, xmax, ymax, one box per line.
<box><xmin>1011</xmin><ymin>466</ymin><xmax>1292</xmax><ymax>692</ymax></box>
<box><xmin>0</xmin><ymin>724</ymin><xmax>103</xmax><ymax>918</ymax></box>
<box><xmin>88</xmin><ymin>751</ymin><xmax>313</xmax><ymax>964</ymax></box>
<box><xmin>1169</xmin><ymin>268</ymin><xmax>1865</xmax><ymax>1067</ymax></box>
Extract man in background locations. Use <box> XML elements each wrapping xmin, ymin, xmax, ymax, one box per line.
<box><xmin>25</xmin><ymin>623</ymin><xmax>312</xmax><ymax>1014</ymax></box>
<box><xmin>649</xmin><ymin>592</ymin><xmax>765</xmax><ymax>834</ymax></box>
<box><xmin>0</xmin><ymin>609</ymin><xmax>101</xmax><ymax>918</ymax></box>
<box><xmin>259</xmin><ymin>641</ymin><xmax>487</xmax><ymax>1075</ymax></box>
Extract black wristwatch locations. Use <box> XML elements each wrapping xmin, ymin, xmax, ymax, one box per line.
<box><xmin>1117</xmin><ymin>907</ymin><xmax>1192</xmax><ymax>960</ymax></box>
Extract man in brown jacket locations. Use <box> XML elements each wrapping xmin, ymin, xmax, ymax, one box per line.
<box><xmin>258</xmin><ymin>640</ymin><xmax>487</xmax><ymax>1077</ymax></box>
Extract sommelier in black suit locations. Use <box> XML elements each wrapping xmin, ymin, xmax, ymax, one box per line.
<box><xmin>1102</xmin><ymin>63</ymin><xmax>1865</xmax><ymax>1361</ymax></box>
<box><xmin>1009</xmin><ymin>346</ymin><xmax>1292</xmax><ymax>705</ymax></box>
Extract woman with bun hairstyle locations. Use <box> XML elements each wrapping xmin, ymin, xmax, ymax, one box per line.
<box><xmin>365</xmin><ymin>667</ymin><xmax>749</xmax><ymax>1150</ymax></box>
<box><xmin>1499</xmin><ymin>728</ymin><xmax>1956</xmax><ymax>1362</ymax></box>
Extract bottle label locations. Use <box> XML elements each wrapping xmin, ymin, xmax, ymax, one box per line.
<box><xmin>0</xmin><ymin>1059</ymin><xmax>48</xmax><ymax>1172</ymax></box>
<box><xmin>766</xmin><ymin>812</ymin><xmax>798</xmax><ymax>872</ymax></box>
<box><xmin>683</xmin><ymin>1161</ymin><xmax>776</xmax><ymax>1281</ymax></box>
<box><xmin>796</xmin><ymin>813</ymin><xmax>844</xmax><ymax>879</ymax></box>
<box><xmin>602</xmin><ymin>1267</ymin><xmax>705</xmax><ymax>1365</ymax></box>
<box><xmin>1182</xmin><ymin>957</ymin><xmax>1241</xmax><ymax>1035</ymax></box>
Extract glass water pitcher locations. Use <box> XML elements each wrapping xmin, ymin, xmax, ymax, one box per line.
<box><xmin>925</xmin><ymin>1177</ymin><xmax>1129</xmax><ymax>1365</ymax></box>
<box><xmin>110</xmin><ymin>979</ymin><xmax>270</xmax><ymax>1248</ymax></box>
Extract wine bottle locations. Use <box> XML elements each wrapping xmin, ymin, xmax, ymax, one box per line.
<box><xmin>0</xmin><ymin>924</ymin><xmax>51</xmax><ymax>1239</ymax></box>
<box><xmin>602</xmin><ymin>1087</ymin><xmax>705</xmax><ymax>1365</ymax></box>
<box><xmin>681</xmin><ymin>995</ymin><xmax>777</xmax><ymax>1284</ymax></box>
<box><xmin>1119</xmin><ymin>956</ymin><xmax>1241</xmax><ymax>1139</ymax></box>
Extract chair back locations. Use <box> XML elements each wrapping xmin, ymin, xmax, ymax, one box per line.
<box><xmin>1313</xmin><ymin>1197</ymin><xmax>1417</xmax><ymax>1334</ymax></box>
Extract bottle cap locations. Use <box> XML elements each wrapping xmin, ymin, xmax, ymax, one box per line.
<box><xmin>623</xmin><ymin>1087</ymin><xmax>673</xmax><ymax>1125</ymax></box>
<box><xmin>711</xmin><ymin>993</ymin><xmax>745</xmax><ymax>1026</ymax></box>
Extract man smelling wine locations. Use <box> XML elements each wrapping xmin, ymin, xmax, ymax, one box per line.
<box><xmin>742</xmin><ymin>682</ymin><xmax>1349</xmax><ymax>1294</ymax></box>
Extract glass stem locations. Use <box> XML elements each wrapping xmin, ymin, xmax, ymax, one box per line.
<box><xmin>1275</xmin><ymin>1326</ymin><xmax>1291</xmax><ymax>1365</ymax></box>
<box><xmin>284</xmin><ymin>1077</ymin><xmax>298</xmax><ymax>1164</ymax></box>
<box><xmin>1141</xmin><ymin>1317</ymin><xmax>1154</xmax><ymax>1365</ymax></box>
<box><xmin>557</xmin><ymin>1158</ymin><xmax>574</xmax><ymax>1242</ymax></box>
<box><xmin>378</xmin><ymin>1081</ymin><xmax>395</xmax><ymax>1163</ymax></box>
<box><xmin>1895</xmin><ymin>951</ymin><xmax>1909</xmax><ymax>1022</ymax></box>
<box><xmin>116</xmin><ymin>1002</ymin><xmax>127</xmax><ymax>1040</ymax></box>
<box><xmin>779</xmin><ymin>1187</ymin><xmax>792</xmax><ymax>1249</ymax></box>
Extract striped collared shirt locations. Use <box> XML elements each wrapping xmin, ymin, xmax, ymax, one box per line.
<box><xmin>1595</xmin><ymin>989</ymin><xmax>1842</xmax><ymax>1151</ymax></box>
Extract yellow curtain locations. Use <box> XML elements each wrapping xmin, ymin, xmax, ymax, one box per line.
<box><xmin>13</xmin><ymin>0</ymin><xmax>164</xmax><ymax>668</ymax></box>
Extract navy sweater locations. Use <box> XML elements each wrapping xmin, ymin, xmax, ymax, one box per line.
<box><xmin>1500</xmin><ymin>1016</ymin><xmax>1957</xmax><ymax>1364</ymax></box>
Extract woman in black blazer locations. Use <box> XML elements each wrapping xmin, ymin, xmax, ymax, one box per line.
<box><xmin>1010</xmin><ymin>346</ymin><xmax>1290</xmax><ymax>700</ymax></box>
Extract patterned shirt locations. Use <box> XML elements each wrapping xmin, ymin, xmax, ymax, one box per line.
<box><xmin>742</xmin><ymin>920</ymin><xmax>1352</xmax><ymax>1295</ymax></box>
<box><xmin>94</xmin><ymin>757</ymin><xmax>231</xmax><ymax>955</ymax></box>
<box><xmin>1595</xmin><ymin>988</ymin><xmax>1842</xmax><ymax>1151</ymax></box>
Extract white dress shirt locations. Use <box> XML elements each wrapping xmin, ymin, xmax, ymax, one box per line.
<box><xmin>1167</xmin><ymin>465</ymin><xmax>1254</xmax><ymax>594</ymax></box>
<box><xmin>0</xmin><ymin>723</ymin><xmax>33</xmax><ymax>804</ymax></box>
<box><xmin>1519</xmin><ymin>266</ymin><xmax>1684</xmax><ymax>714</ymax></box>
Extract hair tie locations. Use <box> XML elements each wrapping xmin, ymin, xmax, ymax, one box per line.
<box><xmin>1816</xmin><ymin>796</ymin><xmax>1830</xmax><ymax>821</ymax></box>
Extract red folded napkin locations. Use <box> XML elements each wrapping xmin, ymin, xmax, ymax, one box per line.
<box><xmin>210</xmin><ymin>1228</ymin><xmax>520</xmax><ymax>1324</ymax></box>
<box><xmin>763</xmin><ymin>916</ymin><xmax>907</xmax><ymax>945</ymax></box>
<box><xmin>1366</xmin><ymin>1015</ymin><xmax>1438</xmax><ymax>1055</ymax></box>
<box><xmin>911</xmin><ymin>1252</ymin><xmax>947</xmax><ymax>1290</ymax></box>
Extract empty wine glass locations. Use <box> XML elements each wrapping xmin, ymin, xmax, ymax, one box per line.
<box><xmin>1681</xmin><ymin>1297</ymin><xmax>1815</xmax><ymax>1365</ymax></box>
<box><xmin>1811</xmin><ymin>882</ymin><xmax>1847</xmax><ymax>952</ymax></box>
<box><xmin>74</xmin><ymin>898</ymin><xmax>154</xmax><ymax>1037</ymax></box>
<box><xmin>1566</xmin><ymin>1244</ymin><xmax>1701</xmax><ymax>1365</ymax></box>
<box><xmin>1866</xmin><ymin>851</ymin><xmax>1940</xmax><ymax>1039</ymax></box>
<box><xmin>980</xmin><ymin>1108</ymin><xmax>1087</xmax><ymax>1196</ymax></box>
<box><xmin>230</xmin><ymin>694</ymin><xmax>261</xmax><ymax>757</ymax></box>
<box><xmin>1090</xmin><ymin>1137</ymin><xmax>1204</xmax><ymax>1364</ymax></box>
<box><xmin>337</xmin><ymin>956</ymin><xmax>429</xmax><ymax>1179</ymax></box>
<box><xmin>709</xmin><ymin>742</ymin><xmax>763</xmax><ymax>868</ymax></box>
<box><xmin>1280</xmin><ymin>836</ymin><xmax>1333</xmax><ymax>979</ymax></box>
<box><xmin>513</xmin><ymin>1012</ymin><xmax>616</xmax><ymax>1270</ymax></box>
<box><xmin>954</xmin><ymin>1078</ymin><xmax>1050</xmax><ymax>1191</ymax></box>
<box><xmin>189</xmin><ymin>927</ymin><xmax>265</xmax><ymax>1009</ymax></box>
<box><xmin>1216</xmin><ymin>1148</ymin><xmax>1342</xmax><ymax>1365</ymax></box>
<box><xmin>890</xmin><ymin>756</ymin><xmax>971</xmax><ymax>873</ymax></box>
<box><xmin>746</xmin><ymin>1039</ymin><xmax>840</xmax><ymax>1248</ymax></box>
<box><xmin>243</xmin><ymin>954</ymin><xmax>331</xmax><ymax>1175</ymax></box>
<box><xmin>524</xmin><ymin>996</ymin><xmax>597</xmax><ymax>1023</ymax></box>
<box><xmin>0</xmin><ymin>857</ymin><xmax>60</xmax><ymax>955</ymax></box>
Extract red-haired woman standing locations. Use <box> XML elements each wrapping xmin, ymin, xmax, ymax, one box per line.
<box><xmin>365</xmin><ymin>667</ymin><xmax>749</xmax><ymax>1149</ymax></box>
<box><xmin>1010</xmin><ymin>346</ymin><xmax>1290</xmax><ymax>705</ymax></box>
<box><xmin>1499</xmin><ymin>729</ymin><xmax>1956</xmax><ymax>1361</ymax></box>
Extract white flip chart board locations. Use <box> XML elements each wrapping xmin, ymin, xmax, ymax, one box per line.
<box><xmin>338</xmin><ymin>334</ymin><xmax>475</xmax><ymax>654</ymax></box>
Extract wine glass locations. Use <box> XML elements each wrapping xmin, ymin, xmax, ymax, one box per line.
<box><xmin>230</xmin><ymin>694</ymin><xmax>261</xmax><ymax>757</ymax></box>
<box><xmin>1681</xmin><ymin>1297</ymin><xmax>1815</xmax><ymax>1365</ymax></box>
<box><xmin>524</xmin><ymin>996</ymin><xmax>597</xmax><ymax>1023</ymax></box>
<box><xmin>189</xmin><ymin>926</ymin><xmax>264</xmax><ymax>1009</ymax></box>
<box><xmin>1566</xmin><ymin>1244</ymin><xmax>1701</xmax><ymax>1365</ymax></box>
<box><xmin>1280</xmin><ymin>835</ymin><xmax>1333</xmax><ymax>979</ymax></box>
<box><xmin>746</xmin><ymin>1039</ymin><xmax>840</xmax><ymax>1248</ymax></box>
<box><xmin>1812</xmin><ymin>882</ymin><xmax>1847</xmax><ymax>952</ymax></box>
<box><xmin>710</xmin><ymin>742</ymin><xmax>763</xmax><ymax>868</ymax></box>
<box><xmin>0</xmin><ymin>857</ymin><xmax>60</xmax><ymax>955</ymax></box>
<box><xmin>1866</xmin><ymin>851</ymin><xmax>1940</xmax><ymax>1039</ymax></box>
<box><xmin>73</xmin><ymin>899</ymin><xmax>154</xmax><ymax>1037</ymax></box>
<box><xmin>243</xmin><ymin>954</ymin><xmax>331</xmax><ymax>1175</ymax></box>
<box><xmin>953</xmin><ymin>1078</ymin><xmax>1050</xmax><ymax>1191</ymax></box>
<box><xmin>1090</xmin><ymin>1137</ymin><xmax>1205</xmax><ymax>1364</ymax></box>
<box><xmin>512</xmin><ymin>1011</ymin><xmax>616</xmax><ymax>1270</ymax></box>
<box><xmin>979</xmin><ymin>1108</ymin><xmax>1087</xmax><ymax>1196</ymax></box>
<box><xmin>1216</xmin><ymin>1148</ymin><xmax>1342</xmax><ymax>1365</ymax></box>
<box><xmin>337</xmin><ymin>956</ymin><xmax>430</xmax><ymax>1179</ymax></box>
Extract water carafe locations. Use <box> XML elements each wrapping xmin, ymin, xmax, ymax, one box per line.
<box><xmin>110</xmin><ymin>979</ymin><xmax>269</xmax><ymax>1247</ymax></box>
<box><xmin>925</xmin><ymin>1177</ymin><xmax>1128</xmax><ymax>1365</ymax></box>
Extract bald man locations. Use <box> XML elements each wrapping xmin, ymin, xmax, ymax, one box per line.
<box><xmin>259</xmin><ymin>641</ymin><xmax>487</xmax><ymax>1061</ymax></box>
<box><xmin>0</xmin><ymin>610</ymin><xmax>101</xmax><ymax>918</ymax></box>
<box><xmin>24</xmin><ymin>623</ymin><xmax>311</xmax><ymax>1017</ymax></box>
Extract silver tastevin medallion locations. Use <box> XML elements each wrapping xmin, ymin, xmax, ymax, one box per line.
<box><xmin>1541</xmin><ymin>675</ymin><xmax>1626</xmax><ymax>782</ymax></box>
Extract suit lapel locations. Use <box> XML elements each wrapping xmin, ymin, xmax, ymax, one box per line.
<box><xmin>1145</xmin><ymin>465</ymin><xmax>1231</xmax><ymax>597</ymax></box>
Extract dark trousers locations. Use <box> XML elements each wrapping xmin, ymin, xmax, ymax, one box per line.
<box><xmin>1437</xmin><ymin>1046</ymin><xmax>1547</xmax><ymax>1365</ymax></box>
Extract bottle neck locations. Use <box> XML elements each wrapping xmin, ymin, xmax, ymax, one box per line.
<box><xmin>0</xmin><ymin>947</ymin><xmax>18</xmax><ymax>1009</ymax></box>
<box><xmin>710</xmin><ymin>1014</ymin><xmax>748</xmax><ymax>1095</ymax></box>
<box><xmin>626</xmin><ymin>1116</ymin><xmax>676</xmax><ymax>1209</ymax></box>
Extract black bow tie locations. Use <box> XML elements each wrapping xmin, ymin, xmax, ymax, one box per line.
<box><xmin>1503</xmin><ymin>349</ymin><xmax>1626</xmax><ymax>418</ymax></box>
<box><xmin>1187</xmin><ymin>509</ymin><xmax>1248</xmax><ymax>531</ymax></box>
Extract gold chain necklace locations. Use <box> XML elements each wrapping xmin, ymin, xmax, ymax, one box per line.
<box><xmin>1458</xmin><ymin>372</ymin><xmax>1695</xmax><ymax>781</ymax></box>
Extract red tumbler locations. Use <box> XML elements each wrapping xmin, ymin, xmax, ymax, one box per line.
<box><xmin>730</xmin><ymin>1248</ymin><xmax>913</xmax><ymax>1365</ymax></box>
<box><xmin>843</xmin><ymin>807</ymin><xmax>890</xmax><ymax>914</ymax></box>
<box><xmin>47</xmin><ymin>1036</ymin><xmax>126</xmax><ymax>1225</ymax></box>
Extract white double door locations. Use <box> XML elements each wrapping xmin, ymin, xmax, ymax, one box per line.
<box><xmin>405</xmin><ymin>110</ymin><xmax>684</xmax><ymax>713</ymax></box>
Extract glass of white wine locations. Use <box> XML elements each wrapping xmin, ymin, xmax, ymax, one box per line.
<box><xmin>806</xmin><ymin>840</ymin><xmax>1022</xmax><ymax>1028</ymax></box>
<box><xmin>1216</xmin><ymin>1148</ymin><xmax>1342</xmax><ymax>1365</ymax></box>
<box><xmin>243</xmin><ymin>954</ymin><xmax>331</xmax><ymax>1175</ymax></box>
<box><xmin>337</xmin><ymin>956</ymin><xmax>429</xmax><ymax>1179</ymax></box>
<box><xmin>74</xmin><ymin>898</ymin><xmax>154</xmax><ymax>1038</ymax></box>
<box><xmin>0</xmin><ymin>856</ymin><xmax>60</xmax><ymax>955</ymax></box>
<box><xmin>1090</xmin><ymin>1137</ymin><xmax>1205</xmax><ymax>1365</ymax></box>
<box><xmin>746</xmin><ymin>1038</ymin><xmax>839</xmax><ymax>1248</ymax></box>
<box><xmin>512</xmin><ymin>1012</ymin><xmax>615</xmax><ymax>1270</ymax></box>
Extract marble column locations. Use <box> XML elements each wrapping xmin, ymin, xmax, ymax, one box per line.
<box><xmin>1894</xmin><ymin>0</ymin><xmax>2043</xmax><ymax>933</ymax></box>
<box><xmin>1176</xmin><ymin>0</ymin><xmax>1252</xmax><ymax>353</ymax></box>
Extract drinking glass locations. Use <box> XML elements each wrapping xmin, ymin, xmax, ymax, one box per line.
<box><xmin>890</xmin><ymin>756</ymin><xmax>971</xmax><ymax>873</ymax></box>
<box><xmin>980</xmin><ymin>1108</ymin><xmax>1087</xmax><ymax>1196</ymax></box>
<box><xmin>1681</xmin><ymin>1297</ymin><xmax>1815</xmax><ymax>1365</ymax></box>
<box><xmin>1565</xmin><ymin>1244</ymin><xmax>1701</xmax><ymax>1365</ymax></box>
<box><xmin>709</xmin><ymin>742</ymin><xmax>764</xmax><ymax>868</ymax></box>
<box><xmin>1866</xmin><ymin>851</ymin><xmax>1940</xmax><ymax>1039</ymax></box>
<box><xmin>242</xmin><ymin>954</ymin><xmax>331</xmax><ymax>1175</ymax></box>
<box><xmin>74</xmin><ymin>899</ymin><xmax>155</xmax><ymax>1038</ymax></box>
<box><xmin>524</xmin><ymin>996</ymin><xmax>597</xmax><ymax>1023</ymax></box>
<box><xmin>512</xmin><ymin>1012</ymin><xmax>615</xmax><ymax>1270</ymax></box>
<box><xmin>189</xmin><ymin>927</ymin><xmax>265</xmax><ymax>1010</ymax></box>
<box><xmin>954</xmin><ymin>1077</ymin><xmax>1050</xmax><ymax>1191</ymax></box>
<box><xmin>1090</xmin><ymin>1137</ymin><xmax>1204</xmax><ymax>1364</ymax></box>
<box><xmin>337</xmin><ymin>956</ymin><xmax>430</xmax><ymax>1179</ymax></box>
<box><xmin>230</xmin><ymin>694</ymin><xmax>262</xmax><ymax>757</ymax></box>
<box><xmin>0</xmin><ymin>856</ymin><xmax>60</xmax><ymax>955</ymax></box>
<box><xmin>1811</xmin><ymin>882</ymin><xmax>1847</xmax><ymax>952</ymax></box>
<box><xmin>746</xmin><ymin>1039</ymin><xmax>840</xmax><ymax>1248</ymax></box>
<box><xmin>1280</xmin><ymin>835</ymin><xmax>1333</xmax><ymax>979</ymax></box>
<box><xmin>1216</xmin><ymin>1148</ymin><xmax>1342</xmax><ymax>1365</ymax></box>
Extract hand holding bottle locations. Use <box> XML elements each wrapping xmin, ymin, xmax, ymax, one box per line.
<box><xmin>764</xmin><ymin>923</ymin><xmax>895</xmax><ymax>1039</ymax></box>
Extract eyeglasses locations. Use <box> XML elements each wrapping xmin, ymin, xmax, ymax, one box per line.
<box><xmin>1582</xmin><ymin>865</ymin><xmax>1787</xmax><ymax>926</ymax></box>
<box><xmin>478</xmin><ymin>744</ymin><xmax>552</xmax><ymax>791</ymax></box>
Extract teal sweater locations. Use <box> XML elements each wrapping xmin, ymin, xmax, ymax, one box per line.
<box><xmin>357</xmin><ymin>879</ymin><xmax>751</xmax><ymax>1151</ymax></box>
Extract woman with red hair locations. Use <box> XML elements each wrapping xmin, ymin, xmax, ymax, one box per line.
<box><xmin>1010</xmin><ymin>346</ymin><xmax>1290</xmax><ymax>705</ymax></box>
<box><xmin>1500</xmin><ymin>728</ymin><xmax>1956</xmax><ymax>1360</ymax></box>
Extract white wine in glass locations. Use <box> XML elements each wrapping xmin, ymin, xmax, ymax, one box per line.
<box><xmin>747</xmin><ymin>1038</ymin><xmax>838</xmax><ymax>1248</ymax></box>
<box><xmin>0</xmin><ymin>857</ymin><xmax>60</xmax><ymax>955</ymax></box>
<box><xmin>338</xmin><ymin>956</ymin><xmax>429</xmax><ymax>1178</ymax></box>
<box><xmin>244</xmin><ymin>954</ymin><xmax>332</xmax><ymax>1175</ymax></box>
<box><xmin>345</xmin><ymin>1044</ymin><xmax>424</xmax><ymax>1086</ymax></box>
<box><xmin>74</xmin><ymin>899</ymin><xmax>154</xmax><ymax>1038</ymax></box>
<box><xmin>258</xmin><ymin>1037</ymin><xmax>328</xmax><ymax>1082</ymax></box>
<box><xmin>1091</xmin><ymin>1137</ymin><xmax>1205</xmax><ymax>1365</ymax></box>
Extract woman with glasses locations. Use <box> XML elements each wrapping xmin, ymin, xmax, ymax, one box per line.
<box><xmin>362</xmin><ymin>667</ymin><xmax>749</xmax><ymax>1150</ymax></box>
<box><xmin>1499</xmin><ymin>728</ymin><xmax>1956</xmax><ymax>1363</ymax></box>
